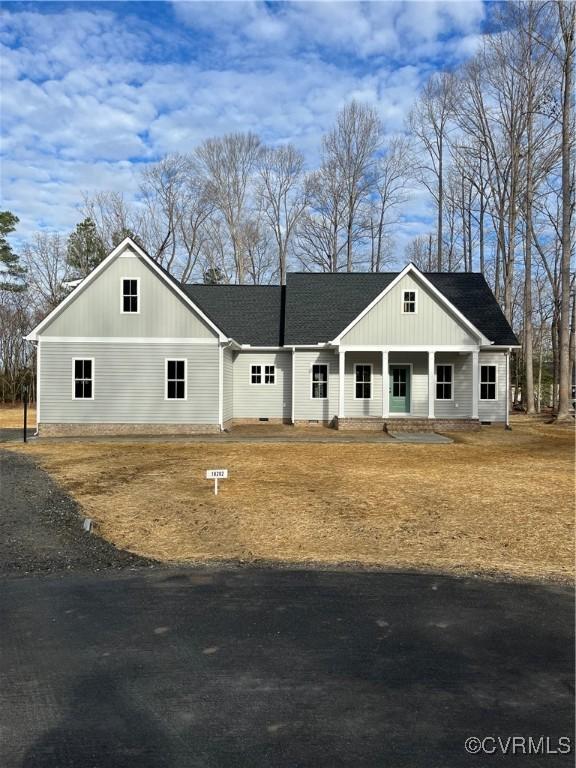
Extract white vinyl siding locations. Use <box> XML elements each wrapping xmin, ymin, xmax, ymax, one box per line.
<box><xmin>233</xmin><ymin>352</ymin><xmax>291</xmax><ymax>419</ymax></box>
<box><xmin>478</xmin><ymin>352</ymin><xmax>507</xmax><ymax>422</ymax></box>
<box><xmin>39</xmin><ymin>342</ymin><xmax>219</xmax><ymax>424</ymax></box>
<box><xmin>293</xmin><ymin>350</ymin><xmax>339</xmax><ymax>422</ymax></box>
<box><xmin>345</xmin><ymin>353</ymin><xmax>381</xmax><ymax>417</ymax></box>
<box><xmin>223</xmin><ymin>347</ymin><xmax>234</xmax><ymax>423</ymax></box>
<box><xmin>434</xmin><ymin>353</ymin><xmax>472</xmax><ymax>418</ymax></box>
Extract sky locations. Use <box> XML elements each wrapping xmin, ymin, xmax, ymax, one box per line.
<box><xmin>1</xmin><ymin>0</ymin><xmax>490</xmax><ymax>255</ymax></box>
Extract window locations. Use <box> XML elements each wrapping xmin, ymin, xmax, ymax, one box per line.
<box><xmin>355</xmin><ymin>364</ymin><xmax>372</xmax><ymax>399</ymax></box>
<box><xmin>436</xmin><ymin>365</ymin><xmax>453</xmax><ymax>400</ymax></box>
<box><xmin>311</xmin><ymin>364</ymin><xmax>328</xmax><ymax>399</ymax></box>
<box><xmin>402</xmin><ymin>290</ymin><xmax>417</xmax><ymax>313</ymax></box>
<box><xmin>250</xmin><ymin>365</ymin><xmax>275</xmax><ymax>384</ymax></box>
<box><xmin>122</xmin><ymin>278</ymin><xmax>139</xmax><ymax>313</ymax></box>
<box><xmin>73</xmin><ymin>359</ymin><xmax>93</xmax><ymax>399</ymax></box>
<box><xmin>166</xmin><ymin>359</ymin><xmax>186</xmax><ymax>400</ymax></box>
<box><xmin>480</xmin><ymin>365</ymin><xmax>497</xmax><ymax>400</ymax></box>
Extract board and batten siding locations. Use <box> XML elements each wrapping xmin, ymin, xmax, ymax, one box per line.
<box><xmin>39</xmin><ymin>341</ymin><xmax>219</xmax><ymax>424</ymax></box>
<box><xmin>42</xmin><ymin>251</ymin><xmax>216</xmax><ymax>339</ymax></box>
<box><xmin>223</xmin><ymin>347</ymin><xmax>234</xmax><ymax>423</ymax></box>
<box><xmin>232</xmin><ymin>351</ymin><xmax>291</xmax><ymax>420</ymax></box>
<box><xmin>293</xmin><ymin>350</ymin><xmax>339</xmax><ymax>422</ymax></box>
<box><xmin>478</xmin><ymin>351</ymin><xmax>507</xmax><ymax>422</ymax></box>
<box><xmin>341</xmin><ymin>274</ymin><xmax>477</xmax><ymax>347</ymax></box>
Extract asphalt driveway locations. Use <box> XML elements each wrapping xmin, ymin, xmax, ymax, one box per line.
<box><xmin>0</xmin><ymin>449</ymin><xmax>573</xmax><ymax>767</ymax></box>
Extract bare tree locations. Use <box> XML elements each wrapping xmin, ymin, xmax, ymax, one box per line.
<box><xmin>409</xmin><ymin>72</ymin><xmax>456</xmax><ymax>270</ymax></box>
<box><xmin>405</xmin><ymin>234</ymin><xmax>436</xmax><ymax>271</ymax></box>
<box><xmin>369</xmin><ymin>135</ymin><xmax>411</xmax><ymax>272</ymax></box>
<box><xmin>21</xmin><ymin>233</ymin><xmax>69</xmax><ymax>313</ymax></box>
<box><xmin>297</xmin><ymin>160</ymin><xmax>348</xmax><ymax>272</ymax></box>
<box><xmin>258</xmin><ymin>144</ymin><xmax>307</xmax><ymax>285</ymax></box>
<box><xmin>195</xmin><ymin>133</ymin><xmax>262</xmax><ymax>284</ymax></box>
<box><xmin>555</xmin><ymin>0</ymin><xmax>575</xmax><ymax>419</ymax></box>
<box><xmin>81</xmin><ymin>191</ymin><xmax>140</xmax><ymax>252</ymax></box>
<box><xmin>323</xmin><ymin>101</ymin><xmax>382</xmax><ymax>271</ymax></box>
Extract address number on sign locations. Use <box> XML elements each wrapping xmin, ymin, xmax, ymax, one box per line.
<box><xmin>206</xmin><ymin>469</ymin><xmax>228</xmax><ymax>479</ymax></box>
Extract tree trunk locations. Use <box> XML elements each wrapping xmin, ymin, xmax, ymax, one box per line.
<box><xmin>557</xmin><ymin>1</ymin><xmax>574</xmax><ymax>419</ymax></box>
<box><xmin>437</xmin><ymin>136</ymin><xmax>443</xmax><ymax>270</ymax></box>
<box><xmin>524</xmin><ymin>105</ymin><xmax>535</xmax><ymax>414</ymax></box>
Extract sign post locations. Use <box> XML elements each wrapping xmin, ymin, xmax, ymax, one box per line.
<box><xmin>206</xmin><ymin>469</ymin><xmax>228</xmax><ymax>495</ymax></box>
<box><xmin>22</xmin><ymin>385</ymin><xmax>28</xmax><ymax>444</ymax></box>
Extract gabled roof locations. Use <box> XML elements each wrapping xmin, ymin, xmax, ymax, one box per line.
<box><xmin>25</xmin><ymin>238</ymin><xmax>227</xmax><ymax>342</ymax></box>
<box><xmin>281</xmin><ymin>270</ymin><xmax>518</xmax><ymax>346</ymax></box>
<box><xmin>183</xmin><ymin>285</ymin><xmax>284</xmax><ymax>346</ymax></box>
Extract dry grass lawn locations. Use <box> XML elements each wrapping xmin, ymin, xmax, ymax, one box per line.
<box><xmin>6</xmin><ymin>420</ymin><xmax>574</xmax><ymax>582</ymax></box>
<box><xmin>0</xmin><ymin>404</ymin><xmax>36</xmax><ymax>429</ymax></box>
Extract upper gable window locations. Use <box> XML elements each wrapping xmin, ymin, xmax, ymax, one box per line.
<box><xmin>122</xmin><ymin>278</ymin><xmax>139</xmax><ymax>313</ymax></box>
<box><xmin>402</xmin><ymin>290</ymin><xmax>417</xmax><ymax>314</ymax></box>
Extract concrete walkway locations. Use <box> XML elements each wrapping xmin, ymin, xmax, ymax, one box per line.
<box><xmin>0</xmin><ymin>427</ymin><xmax>452</xmax><ymax>445</ymax></box>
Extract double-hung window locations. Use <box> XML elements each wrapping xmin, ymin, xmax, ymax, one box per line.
<box><xmin>355</xmin><ymin>364</ymin><xmax>372</xmax><ymax>399</ymax></box>
<box><xmin>166</xmin><ymin>359</ymin><xmax>186</xmax><ymax>400</ymax></box>
<box><xmin>73</xmin><ymin>358</ymin><xmax>93</xmax><ymax>399</ymax></box>
<box><xmin>480</xmin><ymin>365</ymin><xmax>497</xmax><ymax>400</ymax></box>
<box><xmin>122</xmin><ymin>278</ymin><xmax>139</xmax><ymax>313</ymax></box>
<box><xmin>436</xmin><ymin>365</ymin><xmax>453</xmax><ymax>400</ymax></box>
<box><xmin>402</xmin><ymin>290</ymin><xmax>417</xmax><ymax>313</ymax></box>
<box><xmin>311</xmin><ymin>364</ymin><xmax>328</xmax><ymax>399</ymax></box>
<box><xmin>251</xmin><ymin>365</ymin><xmax>275</xmax><ymax>384</ymax></box>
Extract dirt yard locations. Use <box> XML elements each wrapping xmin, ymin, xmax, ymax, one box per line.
<box><xmin>0</xmin><ymin>404</ymin><xmax>36</xmax><ymax>429</ymax></box>
<box><xmin>6</xmin><ymin>419</ymin><xmax>573</xmax><ymax>582</ymax></box>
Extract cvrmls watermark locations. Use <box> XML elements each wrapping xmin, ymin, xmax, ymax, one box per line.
<box><xmin>465</xmin><ymin>736</ymin><xmax>572</xmax><ymax>756</ymax></box>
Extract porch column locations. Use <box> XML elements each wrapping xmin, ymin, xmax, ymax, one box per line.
<box><xmin>338</xmin><ymin>350</ymin><xmax>345</xmax><ymax>419</ymax></box>
<box><xmin>382</xmin><ymin>349</ymin><xmax>389</xmax><ymax>417</ymax></box>
<box><xmin>472</xmin><ymin>350</ymin><xmax>479</xmax><ymax>419</ymax></box>
<box><xmin>428</xmin><ymin>350</ymin><xmax>435</xmax><ymax>419</ymax></box>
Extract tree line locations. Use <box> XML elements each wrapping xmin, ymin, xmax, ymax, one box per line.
<box><xmin>0</xmin><ymin>0</ymin><xmax>573</xmax><ymax>418</ymax></box>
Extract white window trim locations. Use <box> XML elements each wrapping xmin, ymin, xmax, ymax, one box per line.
<box><xmin>249</xmin><ymin>364</ymin><xmax>276</xmax><ymax>385</ymax></box>
<box><xmin>435</xmin><ymin>363</ymin><xmax>454</xmax><ymax>402</ymax></box>
<box><xmin>120</xmin><ymin>276</ymin><xmax>140</xmax><ymax>314</ymax></box>
<box><xmin>310</xmin><ymin>363</ymin><xmax>329</xmax><ymax>400</ymax></box>
<box><xmin>401</xmin><ymin>288</ymin><xmax>418</xmax><ymax>315</ymax></box>
<box><xmin>354</xmin><ymin>363</ymin><xmax>373</xmax><ymax>401</ymax></box>
<box><xmin>72</xmin><ymin>357</ymin><xmax>94</xmax><ymax>400</ymax></box>
<box><xmin>165</xmin><ymin>358</ymin><xmax>187</xmax><ymax>401</ymax></box>
<box><xmin>480</xmin><ymin>364</ymin><xmax>498</xmax><ymax>401</ymax></box>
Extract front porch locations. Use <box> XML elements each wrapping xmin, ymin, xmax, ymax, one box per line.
<box><xmin>335</xmin><ymin>347</ymin><xmax>483</xmax><ymax>431</ymax></box>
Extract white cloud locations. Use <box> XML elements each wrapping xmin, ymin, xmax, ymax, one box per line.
<box><xmin>1</xmin><ymin>1</ymin><xmax>485</xmax><ymax>251</ymax></box>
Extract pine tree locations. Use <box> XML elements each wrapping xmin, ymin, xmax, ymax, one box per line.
<box><xmin>0</xmin><ymin>211</ymin><xmax>26</xmax><ymax>292</ymax></box>
<box><xmin>66</xmin><ymin>218</ymin><xmax>107</xmax><ymax>277</ymax></box>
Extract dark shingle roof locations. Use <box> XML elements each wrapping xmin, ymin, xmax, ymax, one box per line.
<box><xmin>181</xmin><ymin>271</ymin><xmax>518</xmax><ymax>347</ymax></box>
<box><xmin>183</xmin><ymin>284</ymin><xmax>284</xmax><ymax>346</ymax></box>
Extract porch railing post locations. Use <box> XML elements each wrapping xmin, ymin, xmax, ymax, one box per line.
<box><xmin>382</xmin><ymin>349</ymin><xmax>389</xmax><ymax>418</ymax></box>
<box><xmin>428</xmin><ymin>350</ymin><xmax>435</xmax><ymax>419</ymax></box>
<box><xmin>338</xmin><ymin>350</ymin><xmax>345</xmax><ymax>419</ymax></box>
<box><xmin>472</xmin><ymin>350</ymin><xmax>479</xmax><ymax>419</ymax></box>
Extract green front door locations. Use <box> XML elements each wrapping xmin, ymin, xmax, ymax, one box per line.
<box><xmin>389</xmin><ymin>366</ymin><xmax>411</xmax><ymax>414</ymax></box>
